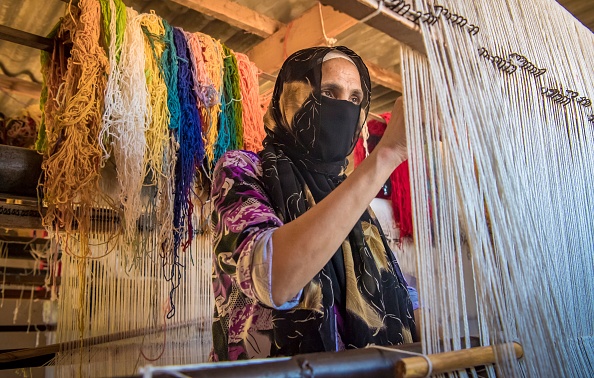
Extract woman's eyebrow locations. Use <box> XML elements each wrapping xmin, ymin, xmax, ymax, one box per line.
<box><xmin>320</xmin><ymin>82</ymin><xmax>341</xmax><ymax>91</ymax></box>
<box><xmin>351</xmin><ymin>89</ymin><xmax>364</xmax><ymax>98</ymax></box>
<box><xmin>320</xmin><ymin>82</ymin><xmax>364</xmax><ymax>98</ymax></box>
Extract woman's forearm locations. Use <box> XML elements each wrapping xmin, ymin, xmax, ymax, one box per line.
<box><xmin>270</xmin><ymin>145</ymin><xmax>406</xmax><ymax>305</ymax></box>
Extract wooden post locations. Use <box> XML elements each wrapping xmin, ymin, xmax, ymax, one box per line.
<box><xmin>395</xmin><ymin>342</ymin><xmax>524</xmax><ymax>378</ymax></box>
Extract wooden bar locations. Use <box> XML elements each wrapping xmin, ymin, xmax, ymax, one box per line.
<box><xmin>1</xmin><ymin>269</ymin><xmax>57</xmax><ymax>287</ymax></box>
<box><xmin>0</xmin><ymin>25</ymin><xmax>53</xmax><ymax>52</ymax></box>
<box><xmin>1</xmin><ymin>289</ymin><xmax>52</xmax><ymax>300</ymax></box>
<box><xmin>0</xmin><ymin>319</ymin><xmax>205</xmax><ymax>369</ymax></box>
<box><xmin>0</xmin><ymin>75</ymin><xmax>42</xmax><ymax>100</ymax></box>
<box><xmin>0</xmin><ymin>203</ymin><xmax>43</xmax><ymax>230</ymax></box>
<box><xmin>395</xmin><ymin>342</ymin><xmax>524</xmax><ymax>378</ymax></box>
<box><xmin>0</xmin><ymin>145</ymin><xmax>43</xmax><ymax>199</ymax></box>
<box><xmin>169</xmin><ymin>0</ymin><xmax>282</xmax><ymax>38</ymax></box>
<box><xmin>247</xmin><ymin>5</ymin><xmax>358</xmax><ymax>74</ymax></box>
<box><xmin>320</xmin><ymin>0</ymin><xmax>426</xmax><ymax>55</ymax></box>
<box><xmin>0</xmin><ymin>324</ymin><xmax>56</xmax><ymax>333</ymax></box>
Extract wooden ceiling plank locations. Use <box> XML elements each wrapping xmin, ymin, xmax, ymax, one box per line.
<box><xmin>0</xmin><ymin>75</ymin><xmax>42</xmax><ymax>100</ymax></box>
<box><xmin>320</xmin><ymin>0</ymin><xmax>425</xmax><ymax>55</ymax></box>
<box><xmin>245</xmin><ymin>4</ymin><xmax>403</xmax><ymax>92</ymax></box>
<box><xmin>169</xmin><ymin>0</ymin><xmax>283</xmax><ymax>38</ymax></box>
<box><xmin>247</xmin><ymin>5</ymin><xmax>359</xmax><ymax>74</ymax></box>
<box><xmin>364</xmin><ymin>60</ymin><xmax>402</xmax><ymax>93</ymax></box>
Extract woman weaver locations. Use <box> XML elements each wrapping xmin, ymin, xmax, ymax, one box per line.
<box><xmin>210</xmin><ymin>46</ymin><xmax>417</xmax><ymax>361</ymax></box>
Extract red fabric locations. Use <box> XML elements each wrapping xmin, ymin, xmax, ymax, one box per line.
<box><xmin>353</xmin><ymin>138</ymin><xmax>366</xmax><ymax>167</ymax></box>
<box><xmin>390</xmin><ymin>161</ymin><xmax>413</xmax><ymax>238</ymax></box>
<box><xmin>354</xmin><ymin>113</ymin><xmax>413</xmax><ymax>238</ymax></box>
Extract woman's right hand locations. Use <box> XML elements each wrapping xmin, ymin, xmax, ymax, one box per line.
<box><xmin>375</xmin><ymin>96</ymin><xmax>408</xmax><ymax>169</ymax></box>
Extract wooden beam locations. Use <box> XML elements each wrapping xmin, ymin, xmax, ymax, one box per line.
<box><xmin>246</xmin><ymin>5</ymin><xmax>403</xmax><ymax>92</ymax></box>
<box><xmin>1</xmin><ymin>289</ymin><xmax>51</xmax><ymax>300</ymax></box>
<box><xmin>0</xmin><ymin>320</ymin><xmax>204</xmax><ymax>365</ymax></box>
<box><xmin>0</xmin><ymin>258</ymin><xmax>38</xmax><ymax>270</ymax></box>
<box><xmin>1</xmin><ymin>270</ymin><xmax>55</xmax><ymax>286</ymax></box>
<box><xmin>0</xmin><ymin>325</ymin><xmax>56</xmax><ymax>333</ymax></box>
<box><xmin>0</xmin><ymin>25</ymin><xmax>53</xmax><ymax>52</ymax></box>
<box><xmin>0</xmin><ymin>146</ymin><xmax>43</xmax><ymax>199</ymax></box>
<box><xmin>247</xmin><ymin>5</ymin><xmax>358</xmax><ymax>75</ymax></box>
<box><xmin>0</xmin><ymin>203</ymin><xmax>43</xmax><ymax>230</ymax></box>
<box><xmin>396</xmin><ymin>342</ymin><xmax>524</xmax><ymax>378</ymax></box>
<box><xmin>365</xmin><ymin>60</ymin><xmax>402</xmax><ymax>93</ymax></box>
<box><xmin>169</xmin><ymin>0</ymin><xmax>282</xmax><ymax>38</ymax></box>
<box><xmin>0</xmin><ymin>75</ymin><xmax>42</xmax><ymax>100</ymax></box>
<box><xmin>320</xmin><ymin>0</ymin><xmax>426</xmax><ymax>55</ymax></box>
<box><xmin>1</xmin><ymin>241</ymin><xmax>51</xmax><ymax>260</ymax></box>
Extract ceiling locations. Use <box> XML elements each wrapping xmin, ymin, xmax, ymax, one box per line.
<box><xmin>1</xmin><ymin>0</ymin><xmax>589</xmax><ymax>119</ymax></box>
<box><xmin>0</xmin><ymin>0</ymin><xmax>407</xmax><ymax>118</ymax></box>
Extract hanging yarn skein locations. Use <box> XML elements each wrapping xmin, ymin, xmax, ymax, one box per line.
<box><xmin>40</xmin><ymin>0</ymin><xmax>109</xmax><ymax>246</ymax></box>
<box><xmin>236</xmin><ymin>52</ymin><xmax>265</xmax><ymax>153</ymax></box>
<box><xmin>166</xmin><ymin>26</ymin><xmax>206</xmax><ymax>318</ymax></box>
<box><xmin>149</xmin><ymin>19</ymin><xmax>180</xmax><ymax>319</ymax></box>
<box><xmin>184</xmin><ymin>31</ymin><xmax>218</xmax><ymax>109</ymax></box>
<box><xmin>214</xmin><ymin>45</ymin><xmax>243</xmax><ymax>163</ymax></box>
<box><xmin>103</xmin><ymin>4</ymin><xmax>149</xmax><ymax>243</ymax></box>
<box><xmin>139</xmin><ymin>12</ymin><xmax>169</xmax><ymax>184</ymax></box>
<box><xmin>98</xmin><ymin>0</ymin><xmax>127</xmax><ymax>160</ymax></box>
<box><xmin>36</xmin><ymin>20</ymin><xmax>61</xmax><ymax>153</ymax></box>
<box><xmin>196</xmin><ymin>33</ymin><xmax>224</xmax><ymax>172</ymax></box>
<box><xmin>138</xmin><ymin>12</ymin><xmax>176</xmax><ymax>265</ymax></box>
<box><xmin>38</xmin><ymin>1</ymin><xmax>113</xmax><ymax>361</ymax></box>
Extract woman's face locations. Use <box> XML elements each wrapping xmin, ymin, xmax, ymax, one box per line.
<box><xmin>320</xmin><ymin>58</ymin><xmax>363</xmax><ymax>106</ymax></box>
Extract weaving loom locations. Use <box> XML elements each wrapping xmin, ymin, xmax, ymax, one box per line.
<box><xmin>398</xmin><ymin>0</ymin><xmax>594</xmax><ymax>376</ymax></box>
<box><xmin>0</xmin><ymin>0</ymin><xmax>592</xmax><ymax>377</ymax></box>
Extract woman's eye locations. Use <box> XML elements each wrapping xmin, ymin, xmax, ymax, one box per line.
<box><xmin>351</xmin><ymin>96</ymin><xmax>361</xmax><ymax>104</ymax></box>
<box><xmin>322</xmin><ymin>90</ymin><xmax>333</xmax><ymax>98</ymax></box>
